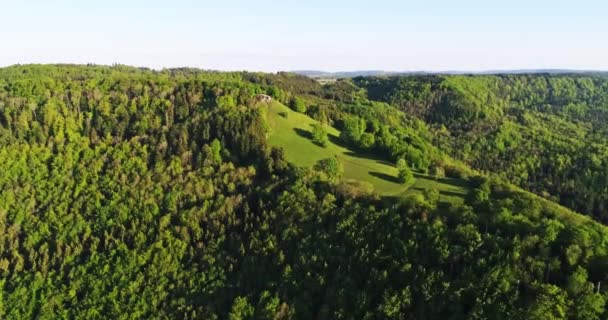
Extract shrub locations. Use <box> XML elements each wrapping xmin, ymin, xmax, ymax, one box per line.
<box><xmin>311</xmin><ymin>123</ymin><xmax>329</xmax><ymax>147</ymax></box>
<box><xmin>336</xmin><ymin>180</ymin><xmax>376</xmax><ymax>199</ymax></box>
<box><xmin>314</xmin><ymin>156</ymin><xmax>343</xmax><ymax>180</ymax></box>
<box><xmin>290</xmin><ymin>97</ymin><xmax>307</xmax><ymax>113</ymax></box>
<box><xmin>397</xmin><ymin>158</ymin><xmax>414</xmax><ymax>184</ymax></box>
<box><xmin>429</xmin><ymin>164</ymin><xmax>446</xmax><ymax>179</ymax></box>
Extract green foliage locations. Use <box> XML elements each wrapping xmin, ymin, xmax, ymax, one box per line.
<box><xmin>359</xmin><ymin>132</ymin><xmax>375</xmax><ymax>149</ymax></box>
<box><xmin>429</xmin><ymin>162</ymin><xmax>446</xmax><ymax>179</ymax></box>
<box><xmin>527</xmin><ymin>284</ymin><xmax>569</xmax><ymax>320</ymax></box>
<box><xmin>310</xmin><ymin>122</ymin><xmax>328</xmax><ymax>147</ymax></box>
<box><xmin>0</xmin><ymin>65</ymin><xmax>606</xmax><ymax>319</ymax></box>
<box><xmin>314</xmin><ymin>156</ymin><xmax>343</xmax><ymax>180</ymax></box>
<box><xmin>354</xmin><ymin>74</ymin><xmax>608</xmax><ymax>223</ymax></box>
<box><xmin>217</xmin><ymin>95</ymin><xmax>237</xmax><ymax>108</ymax></box>
<box><xmin>339</xmin><ymin>115</ymin><xmax>366</xmax><ymax>145</ymax></box>
<box><xmin>264</xmin><ymin>100</ymin><xmax>467</xmax><ymax>202</ymax></box>
<box><xmin>423</xmin><ymin>188</ymin><xmax>440</xmax><ymax>206</ymax></box>
<box><xmin>396</xmin><ymin>158</ymin><xmax>414</xmax><ymax>184</ymax></box>
<box><xmin>229</xmin><ymin>297</ymin><xmax>254</xmax><ymax>320</ymax></box>
<box><xmin>289</xmin><ymin>96</ymin><xmax>307</xmax><ymax>113</ymax></box>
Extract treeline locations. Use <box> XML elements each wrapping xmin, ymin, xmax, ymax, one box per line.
<box><xmin>0</xmin><ymin>65</ymin><xmax>607</xmax><ymax>318</ymax></box>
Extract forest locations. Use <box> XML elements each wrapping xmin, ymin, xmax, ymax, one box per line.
<box><xmin>0</xmin><ymin>64</ymin><xmax>607</xmax><ymax>319</ymax></box>
<box><xmin>353</xmin><ymin>74</ymin><xmax>608</xmax><ymax>223</ymax></box>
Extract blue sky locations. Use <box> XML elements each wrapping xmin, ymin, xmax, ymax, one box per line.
<box><xmin>1</xmin><ymin>0</ymin><xmax>607</xmax><ymax>71</ymax></box>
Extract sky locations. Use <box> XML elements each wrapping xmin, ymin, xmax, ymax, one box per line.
<box><xmin>1</xmin><ymin>0</ymin><xmax>607</xmax><ymax>72</ymax></box>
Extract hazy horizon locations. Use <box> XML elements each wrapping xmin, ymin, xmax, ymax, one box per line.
<box><xmin>4</xmin><ymin>63</ymin><xmax>608</xmax><ymax>74</ymax></box>
<box><xmin>2</xmin><ymin>0</ymin><xmax>607</xmax><ymax>72</ymax></box>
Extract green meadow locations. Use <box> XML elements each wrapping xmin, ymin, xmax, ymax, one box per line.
<box><xmin>264</xmin><ymin>101</ymin><xmax>468</xmax><ymax>203</ymax></box>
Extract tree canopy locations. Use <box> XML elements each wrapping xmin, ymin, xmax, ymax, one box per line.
<box><xmin>0</xmin><ymin>65</ymin><xmax>606</xmax><ymax>318</ymax></box>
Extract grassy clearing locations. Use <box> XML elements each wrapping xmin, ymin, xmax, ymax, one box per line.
<box><xmin>263</xmin><ymin>101</ymin><xmax>468</xmax><ymax>204</ymax></box>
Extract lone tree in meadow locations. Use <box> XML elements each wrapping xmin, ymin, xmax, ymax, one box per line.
<box><xmin>314</xmin><ymin>156</ymin><xmax>343</xmax><ymax>181</ymax></box>
<box><xmin>429</xmin><ymin>162</ymin><xmax>446</xmax><ymax>180</ymax></box>
<box><xmin>290</xmin><ymin>97</ymin><xmax>307</xmax><ymax>113</ymax></box>
<box><xmin>311</xmin><ymin>123</ymin><xmax>329</xmax><ymax>147</ymax></box>
<box><xmin>396</xmin><ymin>158</ymin><xmax>414</xmax><ymax>184</ymax></box>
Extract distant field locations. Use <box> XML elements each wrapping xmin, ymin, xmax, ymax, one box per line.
<box><xmin>264</xmin><ymin>101</ymin><xmax>468</xmax><ymax>204</ymax></box>
<box><xmin>315</xmin><ymin>78</ymin><xmax>338</xmax><ymax>85</ymax></box>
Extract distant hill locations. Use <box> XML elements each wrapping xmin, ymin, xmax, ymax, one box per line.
<box><xmin>293</xmin><ymin>69</ymin><xmax>608</xmax><ymax>78</ymax></box>
<box><xmin>292</xmin><ymin>70</ymin><xmax>396</xmax><ymax>78</ymax></box>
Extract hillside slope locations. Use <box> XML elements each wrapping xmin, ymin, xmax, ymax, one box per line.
<box><xmin>0</xmin><ymin>65</ymin><xmax>607</xmax><ymax>319</ymax></box>
<box><xmin>352</xmin><ymin>74</ymin><xmax>608</xmax><ymax>223</ymax></box>
<box><xmin>263</xmin><ymin>101</ymin><xmax>468</xmax><ymax>203</ymax></box>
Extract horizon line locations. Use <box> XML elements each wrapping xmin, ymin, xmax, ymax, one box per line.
<box><xmin>1</xmin><ymin>63</ymin><xmax>608</xmax><ymax>75</ymax></box>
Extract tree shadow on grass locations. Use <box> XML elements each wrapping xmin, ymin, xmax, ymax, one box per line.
<box><xmin>411</xmin><ymin>172</ymin><xmax>470</xmax><ymax>190</ymax></box>
<box><xmin>439</xmin><ymin>189</ymin><xmax>467</xmax><ymax>198</ymax></box>
<box><xmin>412</xmin><ymin>185</ymin><xmax>466</xmax><ymax>198</ymax></box>
<box><xmin>369</xmin><ymin>171</ymin><xmax>401</xmax><ymax>184</ymax></box>
<box><xmin>327</xmin><ymin>134</ymin><xmax>352</xmax><ymax>149</ymax></box>
<box><xmin>376</xmin><ymin>160</ymin><xmax>395</xmax><ymax>167</ymax></box>
<box><xmin>293</xmin><ymin>127</ymin><xmax>312</xmax><ymax>139</ymax></box>
<box><xmin>293</xmin><ymin>127</ymin><xmax>328</xmax><ymax>148</ymax></box>
<box><xmin>343</xmin><ymin>150</ymin><xmax>388</xmax><ymax>163</ymax></box>
<box><xmin>436</xmin><ymin>177</ymin><xmax>471</xmax><ymax>189</ymax></box>
<box><xmin>343</xmin><ymin>151</ymin><xmax>363</xmax><ymax>157</ymax></box>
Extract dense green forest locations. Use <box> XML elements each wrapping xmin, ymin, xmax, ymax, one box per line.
<box><xmin>353</xmin><ymin>75</ymin><xmax>608</xmax><ymax>224</ymax></box>
<box><xmin>0</xmin><ymin>65</ymin><xmax>607</xmax><ymax>319</ymax></box>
